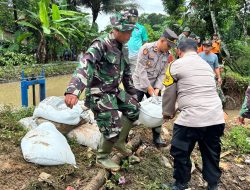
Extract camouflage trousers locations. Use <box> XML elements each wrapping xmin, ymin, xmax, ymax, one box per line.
<box><xmin>216</xmin><ymin>81</ymin><xmax>225</xmax><ymax>105</ymax></box>
<box><xmin>86</xmin><ymin>90</ymin><xmax>140</xmax><ymax>139</ymax></box>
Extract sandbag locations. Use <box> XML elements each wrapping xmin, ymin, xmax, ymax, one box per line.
<box><xmin>67</xmin><ymin>123</ymin><xmax>101</xmax><ymax>150</ymax></box>
<box><xmin>19</xmin><ymin>117</ymin><xmax>38</xmax><ymax>131</ymax></box>
<box><xmin>138</xmin><ymin>96</ymin><xmax>163</xmax><ymax>128</ymax></box>
<box><xmin>33</xmin><ymin>96</ymin><xmax>90</xmax><ymax>125</ymax></box>
<box><xmin>21</xmin><ymin>122</ymin><xmax>76</xmax><ymax>166</ymax></box>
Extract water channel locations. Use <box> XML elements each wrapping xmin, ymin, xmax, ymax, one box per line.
<box><xmin>0</xmin><ymin>75</ymin><xmax>72</xmax><ymax>107</ymax></box>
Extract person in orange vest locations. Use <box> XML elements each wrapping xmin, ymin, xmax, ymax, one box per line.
<box><xmin>196</xmin><ymin>36</ymin><xmax>203</xmax><ymax>53</ymax></box>
<box><xmin>211</xmin><ymin>33</ymin><xmax>221</xmax><ymax>62</ymax></box>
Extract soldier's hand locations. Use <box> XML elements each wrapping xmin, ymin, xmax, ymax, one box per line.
<box><xmin>154</xmin><ymin>88</ymin><xmax>160</xmax><ymax>96</ymax></box>
<box><xmin>65</xmin><ymin>94</ymin><xmax>78</xmax><ymax>109</ymax></box>
<box><xmin>147</xmin><ymin>86</ymin><xmax>155</xmax><ymax>96</ymax></box>
<box><xmin>217</xmin><ymin>77</ymin><xmax>222</xmax><ymax>86</ymax></box>
<box><xmin>163</xmin><ymin>114</ymin><xmax>174</xmax><ymax>123</ymax></box>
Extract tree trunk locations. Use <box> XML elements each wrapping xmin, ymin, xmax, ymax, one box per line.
<box><xmin>12</xmin><ymin>0</ymin><xmax>18</xmax><ymax>31</ymax></box>
<box><xmin>242</xmin><ymin>0</ymin><xmax>248</xmax><ymax>45</ymax></box>
<box><xmin>37</xmin><ymin>35</ymin><xmax>47</xmax><ymax>63</ymax></box>
<box><xmin>208</xmin><ymin>0</ymin><xmax>231</xmax><ymax>58</ymax></box>
<box><xmin>91</xmin><ymin>6</ymin><xmax>100</xmax><ymax>25</ymax></box>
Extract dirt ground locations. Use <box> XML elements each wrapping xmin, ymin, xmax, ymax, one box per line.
<box><xmin>0</xmin><ymin>110</ymin><xmax>250</xmax><ymax>190</ymax></box>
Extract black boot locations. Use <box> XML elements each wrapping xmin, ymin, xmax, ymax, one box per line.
<box><xmin>152</xmin><ymin>127</ymin><xmax>167</xmax><ymax>147</ymax></box>
<box><xmin>162</xmin><ymin>181</ymin><xmax>188</xmax><ymax>190</ymax></box>
<box><xmin>207</xmin><ymin>184</ymin><xmax>218</xmax><ymax>190</ymax></box>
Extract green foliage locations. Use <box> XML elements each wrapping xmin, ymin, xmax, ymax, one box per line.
<box><xmin>0</xmin><ymin>105</ymin><xmax>34</xmax><ymax>145</ymax></box>
<box><xmin>143</xmin><ymin>181</ymin><xmax>162</xmax><ymax>190</ymax></box>
<box><xmin>223</xmin><ymin>126</ymin><xmax>250</xmax><ymax>154</ymax></box>
<box><xmin>0</xmin><ymin>51</ymin><xmax>36</xmax><ymax>67</ymax></box>
<box><xmin>226</xmin><ymin>40</ymin><xmax>250</xmax><ymax>77</ymax></box>
<box><xmin>0</xmin><ymin>61</ymin><xmax>77</xmax><ymax>82</ymax></box>
<box><xmin>143</xmin><ymin>24</ymin><xmax>161</xmax><ymax>42</ymax></box>
<box><xmin>70</xmin><ymin>0</ymin><xmax>138</xmax><ymax>24</ymax></box>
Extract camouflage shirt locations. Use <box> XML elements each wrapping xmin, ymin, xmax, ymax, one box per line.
<box><xmin>65</xmin><ymin>32</ymin><xmax>137</xmax><ymax>99</ymax></box>
<box><xmin>240</xmin><ymin>85</ymin><xmax>250</xmax><ymax>118</ymax></box>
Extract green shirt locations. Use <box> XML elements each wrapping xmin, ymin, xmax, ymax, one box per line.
<box><xmin>128</xmin><ymin>23</ymin><xmax>148</xmax><ymax>58</ymax></box>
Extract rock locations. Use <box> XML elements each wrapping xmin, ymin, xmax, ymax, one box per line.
<box><xmin>245</xmin><ymin>157</ymin><xmax>250</xmax><ymax>164</ymax></box>
<box><xmin>129</xmin><ymin>155</ymin><xmax>141</xmax><ymax>164</ymax></box>
<box><xmin>245</xmin><ymin>176</ymin><xmax>250</xmax><ymax>183</ymax></box>
<box><xmin>238</xmin><ymin>176</ymin><xmax>245</xmax><ymax>181</ymax></box>
<box><xmin>235</xmin><ymin>164</ymin><xmax>244</xmax><ymax>168</ymax></box>
<box><xmin>38</xmin><ymin>172</ymin><xmax>52</xmax><ymax>183</ymax></box>
<box><xmin>161</xmin><ymin>156</ymin><xmax>172</xmax><ymax>169</ymax></box>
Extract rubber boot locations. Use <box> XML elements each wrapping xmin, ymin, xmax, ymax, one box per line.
<box><xmin>114</xmin><ymin>115</ymin><xmax>133</xmax><ymax>156</ymax></box>
<box><xmin>152</xmin><ymin>127</ymin><xmax>167</xmax><ymax>147</ymax></box>
<box><xmin>161</xmin><ymin>181</ymin><xmax>188</xmax><ymax>190</ymax></box>
<box><xmin>96</xmin><ymin>135</ymin><xmax>120</xmax><ymax>171</ymax></box>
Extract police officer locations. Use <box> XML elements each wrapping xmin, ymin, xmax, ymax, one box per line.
<box><xmin>64</xmin><ymin>11</ymin><xmax>140</xmax><ymax>171</ymax></box>
<box><xmin>133</xmin><ymin>28</ymin><xmax>178</xmax><ymax>147</ymax></box>
<box><xmin>162</xmin><ymin>39</ymin><xmax>225</xmax><ymax>190</ymax></box>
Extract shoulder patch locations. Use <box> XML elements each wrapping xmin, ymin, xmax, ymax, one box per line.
<box><xmin>163</xmin><ymin>64</ymin><xmax>174</xmax><ymax>86</ymax></box>
<box><xmin>143</xmin><ymin>48</ymin><xmax>149</xmax><ymax>55</ymax></box>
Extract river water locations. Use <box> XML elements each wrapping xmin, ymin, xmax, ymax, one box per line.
<box><xmin>0</xmin><ymin>74</ymin><xmax>242</xmax><ymax>120</ymax></box>
<box><xmin>0</xmin><ymin>75</ymin><xmax>71</xmax><ymax>107</ymax></box>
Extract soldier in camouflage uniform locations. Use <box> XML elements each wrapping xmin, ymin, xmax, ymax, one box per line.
<box><xmin>64</xmin><ymin>11</ymin><xmax>140</xmax><ymax>171</ymax></box>
<box><xmin>238</xmin><ymin>85</ymin><xmax>250</xmax><ymax>124</ymax></box>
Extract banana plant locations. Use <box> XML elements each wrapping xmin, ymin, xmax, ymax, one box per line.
<box><xmin>17</xmin><ymin>0</ymin><xmax>88</xmax><ymax>63</ymax></box>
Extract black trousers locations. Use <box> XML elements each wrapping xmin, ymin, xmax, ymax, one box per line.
<box><xmin>170</xmin><ymin>123</ymin><xmax>225</xmax><ymax>185</ymax></box>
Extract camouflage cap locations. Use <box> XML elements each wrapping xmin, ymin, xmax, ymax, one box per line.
<box><xmin>110</xmin><ymin>11</ymin><xmax>137</xmax><ymax>32</ymax></box>
<box><xmin>183</xmin><ymin>27</ymin><xmax>191</xmax><ymax>32</ymax></box>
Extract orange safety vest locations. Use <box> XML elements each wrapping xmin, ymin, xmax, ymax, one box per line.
<box><xmin>197</xmin><ymin>45</ymin><xmax>203</xmax><ymax>53</ymax></box>
<box><xmin>211</xmin><ymin>40</ymin><xmax>221</xmax><ymax>53</ymax></box>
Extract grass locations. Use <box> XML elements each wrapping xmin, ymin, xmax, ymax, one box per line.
<box><xmin>222</xmin><ymin>125</ymin><xmax>250</xmax><ymax>154</ymax></box>
<box><xmin>0</xmin><ymin>105</ymin><xmax>34</xmax><ymax>145</ymax></box>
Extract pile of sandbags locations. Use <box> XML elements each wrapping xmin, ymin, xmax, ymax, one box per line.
<box><xmin>19</xmin><ymin>96</ymin><xmax>102</xmax><ymax>166</ymax></box>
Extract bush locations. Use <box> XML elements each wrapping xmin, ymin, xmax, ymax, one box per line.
<box><xmin>227</xmin><ymin>40</ymin><xmax>250</xmax><ymax>77</ymax></box>
<box><xmin>223</xmin><ymin>126</ymin><xmax>250</xmax><ymax>154</ymax></box>
<box><xmin>0</xmin><ymin>51</ymin><xmax>36</xmax><ymax>67</ymax></box>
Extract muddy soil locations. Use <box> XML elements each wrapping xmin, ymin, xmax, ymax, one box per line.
<box><xmin>0</xmin><ymin>110</ymin><xmax>250</xmax><ymax>190</ymax></box>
